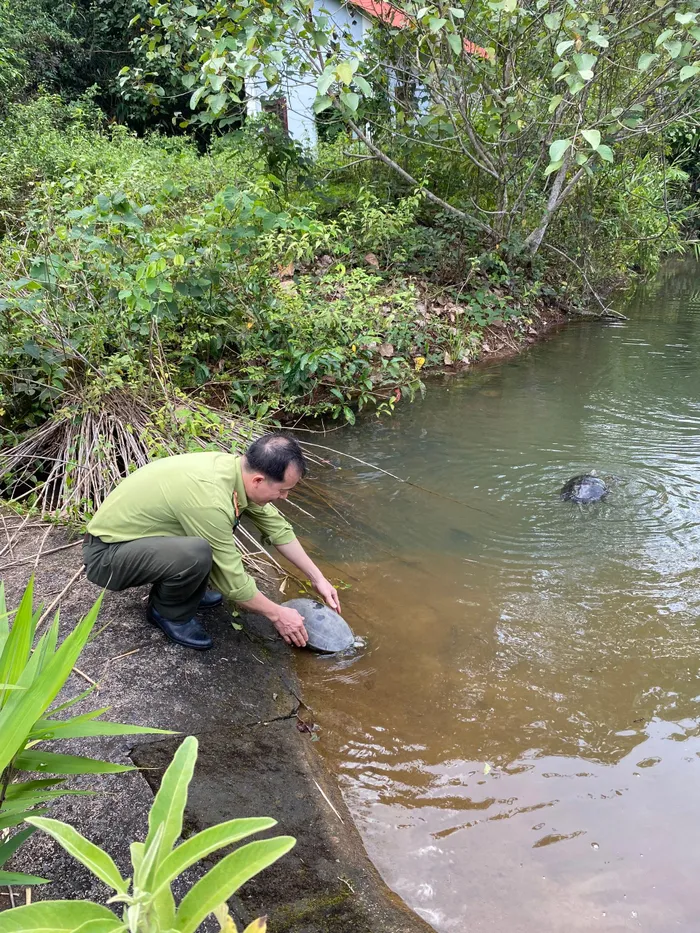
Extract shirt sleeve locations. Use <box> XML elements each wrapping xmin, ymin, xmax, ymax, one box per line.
<box><xmin>177</xmin><ymin>505</ymin><xmax>258</xmax><ymax>603</ymax></box>
<box><xmin>244</xmin><ymin>502</ymin><xmax>297</xmax><ymax>546</ymax></box>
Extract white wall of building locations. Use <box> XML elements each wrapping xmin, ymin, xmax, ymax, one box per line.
<box><xmin>246</xmin><ymin>0</ymin><xmax>371</xmax><ymax>148</ymax></box>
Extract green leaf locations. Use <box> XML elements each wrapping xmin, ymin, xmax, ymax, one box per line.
<box><xmin>573</xmin><ymin>52</ymin><xmax>596</xmax><ymax>79</ymax></box>
<box><xmin>447</xmin><ymin>32</ymin><xmax>462</xmax><ymax>55</ymax></box>
<box><xmin>340</xmin><ymin>91</ymin><xmax>360</xmax><ymax>112</ymax></box>
<box><xmin>0</xmin><ymin>901</ymin><xmax>120</xmax><ymax>931</ymax></box>
<box><xmin>543</xmin><ymin>159</ymin><xmax>563</xmax><ymax>176</ymax></box>
<box><xmin>336</xmin><ymin>60</ymin><xmax>356</xmax><ymax>85</ymax></box>
<box><xmin>144</xmin><ymin>736</ymin><xmax>197</xmax><ymax>873</ymax></box>
<box><xmin>544</xmin><ymin>12</ymin><xmax>561</xmax><ymax>30</ymax></box>
<box><xmin>207</xmin><ymin>92</ymin><xmax>228</xmax><ymax>114</ymax></box>
<box><xmin>343</xmin><ymin>406</ymin><xmax>356</xmax><ymax>425</ymax></box>
<box><xmin>0</xmin><ymin>583</ymin><xmax>9</xmax><ymax>654</ymax></box>
<box><xmin>154</xmin><ymin>818</ymin><xmax>277</xmax><ymax>891</ymax></box>
<box><xmin>676</xmin><ymin>11</ymin><xmax>697</xmax><ymax>25</ymax></box>
<box><xmin>353</xmin><ymin>75</ymin><xmax>373</xmax><ymax>97</ymax></box>
<box><xmin>450</xmin><ymin>7</ymin><xmax>465</xmax><ymax>17</ymax></box>
<box><xmin>581</xmin><ymin>128</ymin><xmax>601</xmax><ymax>150</ymax></box>
<box><xmin>656</xmin><ymin>28</ymin><xmax>675</xmax><ymax>47</ymax></box>
<box><xmin>679</xmin><ymin>63</ymin><xmax>700</xmax><ymax>80</ymax></box>
<box><xmin>549</xmin><ymin>138</ymin><xmax>571</xmax><ymax>162</ymax></box>
<box><xmin>428</xmin><ymin>16</ymin><xmax>447</xmax><ymax>31</ymax></box>
<box><xmin>14</xmin><ymin>750</ymin><xmax>134</xmax><ymax>775</ymax></box>
<box><xmin>313</xmin><ymin>96</ymin><xmax>333</xmax><ymax>114</ymax></box>
<box><xmin>664</xmin><ymin>38</ymin><xmax>683</xmax><ymax>58</ymax></box>
<box><xmin>597</xmin><ymin>144</ymin><xmax>614</xmax><ymax>162</ymax></box>
<box><xmin>75</xmin><ymin>922</ymin><xmax>127</xmax><ymax>933</ymax></box>
<box><xmin>0</xmin><ymin>593</ymin><xmax>103</xmax><ymax>775</ymax></box>
<box><xmin>48</xmin><ymin>686</ymin><xmax>97</xmax><ymax>716</ymax></box>
<box><xmin>0</xmin><ymin>578</ymin><xmax>36</xmax><ymax>705</ymax></box>
<box><xmin>556</xmin><ymin>39</ymin><xmax>574</xmax><ymax>56</ymax></box>
<box><xmin>174</xmin><ymin>837</ymin><xmax>296</xmax><ymax>933</ymax></box>
<box><xmin>548</xmin><ymin>93</ymin><xmax>563</xmax><ymax>114</ymax></box>
<box><xmin>0</xmin><ymin>826</ymin><xmax>35</xmax><ymax>868</ymax></box>
<box><xmin>208</xmin><ymin>74</ymin><xmax>226</xmax><ymax>93</ymax></box>
<box><xmin>0</xmin><ymin>810</ymin><xmax>47</xmax><ymax>832</ymax></box>
<box><xmin>317</xmin><ymin>70</ymin><xmax>334</xmax><ymax>96</ymax></box>
<box><xmin>0</xmin><ymin>871</ymin><xmax>50</xmax><ymax>885</ymax></box>
<box><xmin>30</xmin><ymin>717</ymin><xmax>175</xmax><ymax>741</ymax></box>
<box><xmin>638</xmin><ymin>51</ymin><xmax>658</xmax><ymax>71</ymax></box>
<box><xmin>3</xmin><ymin>778</ymin><xmax>63</xmax><ymax>800</ymax></box>
<box><xmin>26</xmin><ymin>817</ymin><xmax>128</xmax><ymax>893</ymax></box>
<box><xmin>190</xmin><ymin>86</ymin><xmax>206</xmax><ymax>110</ymax></box>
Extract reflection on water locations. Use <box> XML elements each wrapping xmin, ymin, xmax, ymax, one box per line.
<box><xmin>294</xmin><ymin>261</ymin><xmax>700</xmax><ymax>932</ymax></box>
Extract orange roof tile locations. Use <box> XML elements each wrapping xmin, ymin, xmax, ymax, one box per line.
<box><xmin>346</xmin><ymin>0</ymin><xmax>489</xmax><ymax>56</ymax></box>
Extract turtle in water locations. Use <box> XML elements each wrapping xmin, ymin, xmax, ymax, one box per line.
<box><xmin>282</xmin><ymin>598</ymin><xmax>358</xmax><ymax>653</ymax></box>
<box><xmin>560</xmin><ymin>472</ymin><xmax>609</xmax><ymax>504</ymax></box>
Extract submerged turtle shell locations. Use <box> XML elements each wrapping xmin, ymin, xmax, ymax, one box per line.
<box><xmin>282</xmin><ymin>598</ymin><xmax>355</xmax><ymax>653</ymax></box>
<box><xmin>560</xmin><ymin>473</ymin><xmax>608</xmax><ymax>503</ymax></box>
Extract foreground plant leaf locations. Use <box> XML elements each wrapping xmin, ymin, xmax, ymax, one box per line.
<box><xmin>0</xmin><ymin>900</ymin><xmax>122</xmax><ymax>932</ymax></box>
<box><xmin>26</xmin><ymin>817</ymin><xmax>129</xmax><ymax>894</ymax></box>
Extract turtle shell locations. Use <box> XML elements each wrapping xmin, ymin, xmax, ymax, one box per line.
<box><xmin>282</xmin><ymin>598</ymin><xmax>355</xmax><ymax>653</ymax></box>
<box><xmin>560</xmin><ymin>474</ymin><xmax>608</xmax><ymax>503</ymax></box>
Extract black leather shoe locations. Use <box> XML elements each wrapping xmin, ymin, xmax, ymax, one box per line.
<box><xmin>147</xmin><ymin>604</ymin><xmax>213</xmax><ymax>650</ymax></box>
<box><xmin>198</xmin><ymin>590</ymin><xmax>223</xmax><ymax>610</ymax></box>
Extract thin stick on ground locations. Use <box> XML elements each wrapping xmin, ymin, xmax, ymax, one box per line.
<box><xmin>0</xmin><ymin>512</ymin><xmax>31</xmax><ymax>560</ymax></box>
<box><xmin>2</xmin><ymin>540</ymin><xmax>82</xmax><ymax>571</ymax></box>
<box><xmin>33</xmin><ymin>526</ymin><xmax>52</xmax><ymax>572</ymax></box>
<box><xmin>1</xmin><ymin>515</ymin><xmax>14</xmax><ymax>559</ymax></box>
<box><xmin>73</xmin><ymin>666</ymin><xmax>98</xmax><ymax>688</ymax></box>
<box><xmin>312</xmin><ymin>779</ymin><xmax>344</xmax><ymax>825</ymax></box>
<box><xmin>35</xmin><ymin>566</ymin><xmax>84</xmax><ymax>634</ymax></box>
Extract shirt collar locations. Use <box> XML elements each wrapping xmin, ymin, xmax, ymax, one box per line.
<box><xmin>232</xmin><ymin>455</ymin><xmax>249</xmax><ymax>512</ymax></box>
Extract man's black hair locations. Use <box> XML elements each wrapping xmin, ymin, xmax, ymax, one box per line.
<box><xmin>244</xmin><ymin>433</ymin><xmax>307</xmax><ymax>482</ymax></box>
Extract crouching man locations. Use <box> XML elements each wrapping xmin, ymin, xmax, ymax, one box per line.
<box><xmin>83</xmin><ymin>434</ymin><xmax>339</xmax><ymax>650</ymax></box>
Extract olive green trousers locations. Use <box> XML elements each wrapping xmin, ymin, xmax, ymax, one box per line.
<box><xmin>83</xmin><ymin>533</ymin><xmax>212</xmax><ymax>622</ymax></box>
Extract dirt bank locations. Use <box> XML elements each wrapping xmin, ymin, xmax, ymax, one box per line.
<box><xmin>0</xmin><ymin>515</ymin><xmax>432</xmax><ymax>932</ymax></box>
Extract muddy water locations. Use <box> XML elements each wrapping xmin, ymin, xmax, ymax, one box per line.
<box><xmin>294</xmin><ymin>261</ymin><xmax>700</xmax><ymax>932</ymax></box>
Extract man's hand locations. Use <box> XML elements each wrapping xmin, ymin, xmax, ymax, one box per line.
<box><xmin>314</xmin><ymin>577</ymin><xmax>341</xmax><ymax>613</ymax></box>
<box><xmin>272</xmin><ymin>605</ymin><xmax>308</xmax><ymax>648</ymax></box>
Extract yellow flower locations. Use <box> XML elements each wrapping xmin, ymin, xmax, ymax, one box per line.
<box><xmin>414</xmin><ymin>356</ymin><xmax>426</xmax><ymax>371</ymax></box>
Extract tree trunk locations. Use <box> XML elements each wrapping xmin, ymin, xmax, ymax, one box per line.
<box><xmin>523</xmin><ymin>157</ymin><xmax>570</xmax><ymax>255</ymax></box>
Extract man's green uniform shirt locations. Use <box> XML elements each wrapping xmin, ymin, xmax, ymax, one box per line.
<box><xmin>87</xmin><ymin>452</ymin><xmax>296</xmax><ymax>603</ymax></box>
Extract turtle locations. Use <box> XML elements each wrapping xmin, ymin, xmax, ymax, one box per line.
<box><xmin>560</xmin><ymin>472</ymin><xmax>609</xmax><ymax>504</ymax></box>
<box><xmin>282</xmin><ymin>598</ymin><xmax>357</xmax><ymax>653</ymax></box>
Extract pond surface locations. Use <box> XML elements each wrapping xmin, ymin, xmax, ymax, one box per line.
<box><xmin>294</xmin><ymin>261</ymin><xmax>700</xmax><ymax>932</ymax></box>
